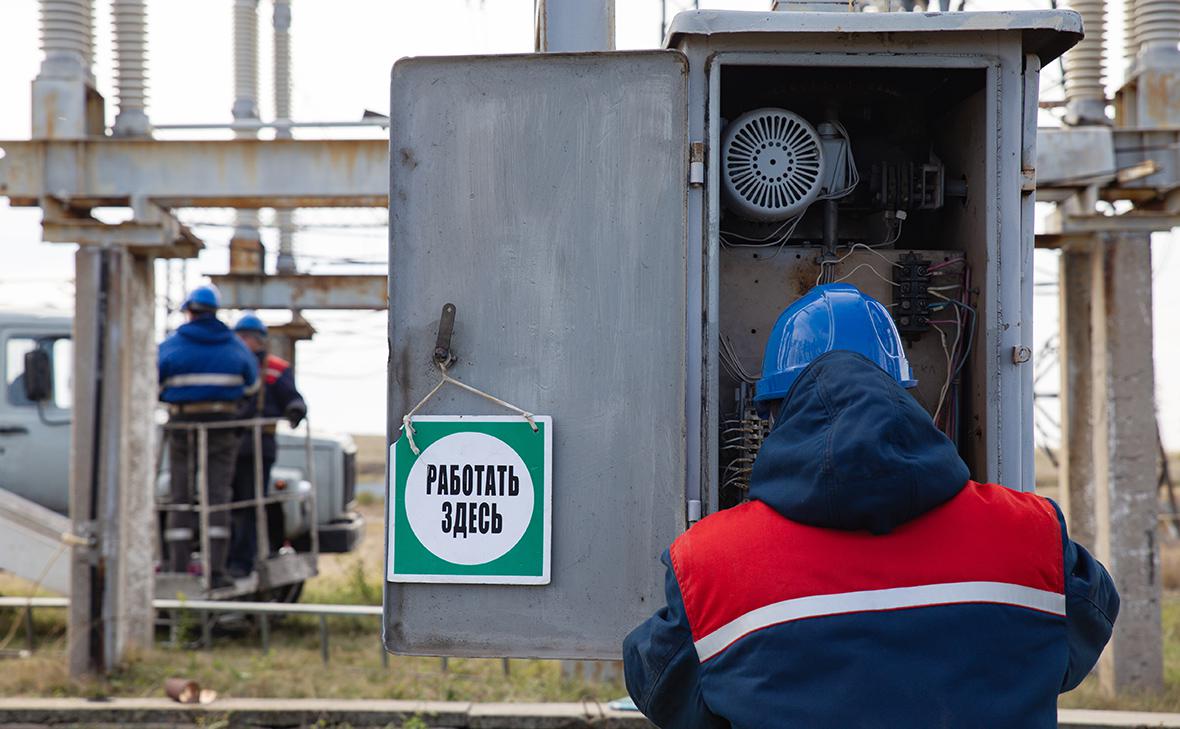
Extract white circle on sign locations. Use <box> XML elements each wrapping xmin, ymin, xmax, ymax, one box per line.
<box><xmin>404</xmin><ymin>431</ymin><xmax>534</xmax><ymax>566</ymax></box>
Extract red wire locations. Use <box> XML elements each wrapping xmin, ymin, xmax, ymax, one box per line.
<box><xmin>928</xmin><ymin>257</ymin><xmax>966</xmax><ymax>273</ymax></box>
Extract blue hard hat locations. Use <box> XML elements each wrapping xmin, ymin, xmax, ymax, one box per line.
<box><xmin>755</xmin><ymin>283</ymin><xmax>916</xmax><ymax>416</ymax></box>
<box><xmin>181</xmin><ymin>284</ymin><xmax>221</xmax><ymax>312</ymax></box>
<box><xmin>233</xmin><ymin>312</ymin><xmax>268</xmax><ymax>336</ymax></box>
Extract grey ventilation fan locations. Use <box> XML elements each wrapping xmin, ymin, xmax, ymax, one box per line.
<box><xmin>721</xmin><ymin>108</ymin><xmax>825</xmax><ymax>222</ymax></box>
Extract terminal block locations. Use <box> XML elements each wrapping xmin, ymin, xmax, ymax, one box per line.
<box><xmin>892</xmin><ymin>252</ymin><xmax>932</xmax><ymax>340</ymax></box>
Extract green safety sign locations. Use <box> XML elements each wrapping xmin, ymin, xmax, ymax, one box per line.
<box><xmin>387</xmin><ymin>415</ymin><xmax>552</xmax><ymax>584</ymax></box>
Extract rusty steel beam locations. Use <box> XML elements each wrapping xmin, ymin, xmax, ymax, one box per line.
<box><xmin>41</xmin><ymin>219</ymin><xmax>202</xmax><ymax>257</ymax></box>
<box><xmin>1054</xmin><ymin>212</ymin><xmax>1180</xmax><ymax>233</ymax></box>
<box><xmin>0</xmin><ymin>138</ymin><xmax>387</xmax><ymax>208</ymax></box>
<box><xmin>209</xmin><ymin>273</ymin><xmax>388</xmax><ymax>310</ymax></box>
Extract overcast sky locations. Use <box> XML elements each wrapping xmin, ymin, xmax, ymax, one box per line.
<box><xmin>2</xmin><ymin>0</ymin><xmax>1178</xmax><ymax>452</ymax></box>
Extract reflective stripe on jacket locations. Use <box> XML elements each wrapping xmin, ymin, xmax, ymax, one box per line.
<box><xmin>158</xmin><ymin>316</ymin><xmax>259</xmax><ymax>404</ymax></box>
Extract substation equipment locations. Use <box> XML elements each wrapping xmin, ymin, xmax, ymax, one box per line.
<box><xmin>384</xmin><ymin>9</ymin><xmax>1082</xmax><ymax>659</ymax></box>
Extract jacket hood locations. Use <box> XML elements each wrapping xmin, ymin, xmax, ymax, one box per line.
<box><xmin>178</xmin><ymin>316</ymin><xmax>233</xmax><ymax>344</ymax></box>
<box><xmin>748</xmin><ymin>350</ymin><xmax>969</xmax><ymax>534</ymax></box>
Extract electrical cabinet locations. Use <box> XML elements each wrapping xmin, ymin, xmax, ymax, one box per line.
<box><xmin>385</xmin><ymin>10</ymin><xmax>1081</xmax><ymax>659</ymax></box>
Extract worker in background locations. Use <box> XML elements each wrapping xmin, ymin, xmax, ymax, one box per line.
<box><xmin>623</xmin><ymin>283</ymin><xmax>1118</xmax><ymax>729</ymax></box>
<box><xmin>227</xmin><ymin>313</ymin><xmax>307</xmax><ymax>578</ymax></box>
<box><xmin>158</xmin><ymin>285</ymin><xmax>259</xmax><ymax>589</ymax></box>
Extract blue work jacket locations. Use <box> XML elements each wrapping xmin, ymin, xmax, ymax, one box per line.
<box><xmin>158</xmin><ymin>316</ymin><xmax>260</xmax><ymax>405</ymax></box>
<box><xmin>623</xmin><ymin>351</ymin><xmax>1118</xmax><ymax>729</ymax></box>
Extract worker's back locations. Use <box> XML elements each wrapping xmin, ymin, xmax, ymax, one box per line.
<box><xmin>158</xmin><ymin>315</ymin><xmax>257</xmax><ymax>404</ymax></box>
<box><xmin>623</xmin><ymin>351</ymin><xmax>1117</xmax><ymax>729</ymax></box>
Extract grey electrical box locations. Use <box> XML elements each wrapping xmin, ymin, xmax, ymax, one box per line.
<box><xmin>386</xmin><ymin>11</ymin><xmax>1081</xmax><ymax>659</ymax></box>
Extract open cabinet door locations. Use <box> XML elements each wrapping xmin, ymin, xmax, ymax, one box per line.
<box><xmin>385</xmin><ymin>51</ymin><xmax>689</xmax><ymax>658</ymax></box>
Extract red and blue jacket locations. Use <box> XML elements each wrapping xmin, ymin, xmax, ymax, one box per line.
<box><xmin>238</xmin><ymin>352</ymin><xmax>307</xmax><ymax>460</ymax></box>
<box><xmin>623</xmin><ymin>351</ymin><xmax>1118</xmax><ymax>729</ymax></box>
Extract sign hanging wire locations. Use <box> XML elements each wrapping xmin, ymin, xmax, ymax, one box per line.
<box><xmin>401</xmin><ymin>362</ymin><xmax>539</xmax><ymax>455</ymax></box>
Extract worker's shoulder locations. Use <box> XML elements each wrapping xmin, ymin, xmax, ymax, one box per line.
<box><xmin>264</xmin><ymin>354</ymin><xmax>291</xmax><ymax>384</ymax></box>
<box><xmin>157</xmin><ymin>330</ymin><xmax>182</xmax><ymax>353</ymax></box>
<box><xmin>960</xmin><ymin>479</ymin><xmax>1061</xmax><ymax>523</ymax></box>
<box><xmin>671</xmin><ymin>500</ymin><xmax>780</xmax><ymax>562</ymax></box>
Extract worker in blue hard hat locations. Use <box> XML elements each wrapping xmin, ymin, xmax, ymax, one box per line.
<box><xmin>158</xmin><ymin>284</ymin><xmax>260</xmax><ymax>589</ymax></box>
<box><xmin>227</xmin><ymin>312</ymin><xmax>308</xmax><ymax>578</ymax></box>
<box><xmin>623</xmin><ymin>283</ymin><xmax>1118</xmax><ymax>728</ymax></box>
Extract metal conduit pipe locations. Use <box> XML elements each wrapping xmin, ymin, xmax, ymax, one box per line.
<box><xmin>112</xmin><ymin>0</ymin><xmax>151</xmax><ymax>137</ymax></box>
<box><xmin>274</xmin><ymin>0</ymin><xmax>296</xmax><ymax>274</ymax></box>
<box><xmin>1136</xmin><ymin>0</ymin><xmax>1180</xmax><ymax>58</ymax></box>
<box><xmin>1062</xmin><ymin>0</ymin><xmax>1108</xmax><ymax>124</ymax></box>
<box><xmin>40</xmin><ymin>0</ymin><xmax>91</xmax><ymax>66</ymax></box>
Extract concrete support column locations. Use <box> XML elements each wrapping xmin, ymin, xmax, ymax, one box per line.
<box><xmin>69</xmin><ymin>247</ymin><xmax>156</xmax><ymax>676</ymax></box>
<box><xmin>1059</xmin><ymin>246</ymin><xmax>1096</xmax><ymax>550</ymax></box>
<box><xmin>534</xmin><ymin>0</ymin><xmax>614</xmax><ymax>52</ymax></box>
<box><xmin>1089</xmin><ymin>234</ymin><xmax>1162</xmax><ymax>693</ymax></box>
<box><xmin>267</xmin><ymin>314</ymin><xmax>315</xmax><ymax>370</ymax></box>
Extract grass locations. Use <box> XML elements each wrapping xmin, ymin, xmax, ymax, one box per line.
<box><xmin>0</xmin><ymin>500</ymin><xmax>625</xmax><ymax>701</ymax></box>
<box><xmin>6</xmin><ymin>451</ymin><xmax>1180</xmax><ymax>709</ymax></box>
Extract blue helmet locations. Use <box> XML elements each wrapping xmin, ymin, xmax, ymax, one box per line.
<box><xmin>754</xmin><ymin>283</ymin><xmax>916</xmax><ymax>416</ymax></box>
<box><xmin>181</xmin><ymin>284</ymin><xmax>221</xmax><ymax>312</ymax></box>
<box><xmin>233</xmin><ymin>312</ymin><xmax>268</xmax><ymax>336</ymax></box>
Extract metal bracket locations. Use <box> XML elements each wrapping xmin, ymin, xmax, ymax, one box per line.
<box><xmin>73</xmin><ymin>521</ymin><xmax>101</xmax><ymax>564</ymax></box>
<box><xmin>433</xmin><ymin>303</ymin><xmax>458</xmax><ymax>367</ymax></box>
<box><xmin>1020</xmin><ymin>167</ymin><xmax>1036</xmax><ymax>193</ymax></box>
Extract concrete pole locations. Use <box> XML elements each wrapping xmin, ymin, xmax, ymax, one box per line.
<box><xmin>231</xmin><ymin>0</ymin><xmax>264</xmax><ymax>274</ymax></box>
<box><xmin>69</xmin><ymin>247</ymin><xmax>157</xmax><ymax>677</ymax></box>
<box><xmin>535</xmin><ymin>0</ymin><xmax>615</xmax><ymax>52</ymax></box>
<box><xmin>267</xmin><ymin>314</ymin><xmax>315</xmax><ymax>370</ymax></box>
<box><xmin>274</xmin><ymin>0</ymin><xmax>296</xmax><ymax>275</ymax></box>
<box><xmin>1059</xmin><ymin>246</ymin><xmax>1096</xmax><ymax>551</ymax></box>
<box><xmin>111</xmin><ymin>0</ymin><xmax>151</xmax><ymax>137</ymax></box>
<box><xmin>1089</xmin><ymin>235</ymin><xmax>1162</xmax><ymax>693</ymax></box>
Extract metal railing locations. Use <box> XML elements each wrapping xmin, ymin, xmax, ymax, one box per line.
<box><xmin>158</xmin><ymin>415</ymin><xmax>318</xmax><ymax>594</ymax></box>
<box><xmin>0</xmin><ymin>596</ymin><xmax>381</xmax><ymax>665</ymax></box>
<box><xmin>0</xmin><ymin>597</ymin><xmax>512</xmax><ymax>674</ymax></box>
